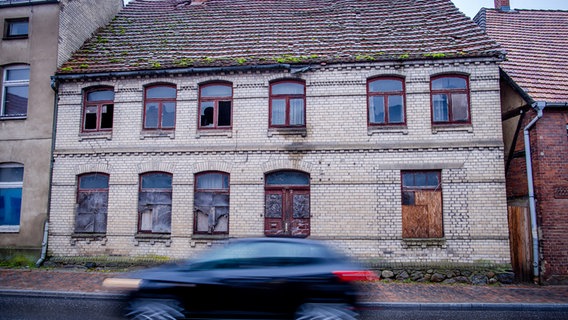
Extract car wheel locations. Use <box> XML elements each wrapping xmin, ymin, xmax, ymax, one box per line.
<box><xmin>295</xmin><ymin>303</ymin><xmax>359</xmax><ymax>320</ymax></box>
<box><xmin>126</xmin><ymin>297</ymin><xmax>185</xmax><ymax>320</ymax></box>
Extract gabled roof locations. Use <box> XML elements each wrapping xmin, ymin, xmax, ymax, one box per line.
<box><xmin>476</xmin><ymin>8</ymin><xmax>568</xmax><ymax>103</ymax></box>
<box><xmin>58</xmin><ymin>0</ymin><xmax>502</xmax><ymax>75</ymax></box>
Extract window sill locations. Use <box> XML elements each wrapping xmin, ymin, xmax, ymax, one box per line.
<box><xmin>134</xmin><ymin>233</ymin><xmax>172</xmax><ymax>246</ymax></box>
<box><xmin>0</xmin><ymin>115</ymin><xmax>27</xmax><ymax>121</ymax></box>
<box><xmin>140</xmin><ymin>130</ymin><xmax>175</xmax><ymax>140</ymax></box>
<box><xmin>191</xmin><ymin>234</ymin><xmax>229</xmax><ymax>240</ymax></box>
<box><xmin>367</xmin><ymin>126</ymin><xmax>408</xmax><ymax>136</ymax></box>
<box><xmin>71</xmin><ymin>233</ymin><xmax>107</xmax><ymax>246</ymax></box>
<box><xmin>195</xmin><ymin>129</ymin><xmax>232</xmax><ymax>138</ymax></box>
<box><xmin>0</xmin><ymin>226</ymin><xmax>20</xmax><ymax>233</ymax></box>
<box><xmin>267</xmin><ymin>127</ymin><xmax>307</xmax><ymax>137</ymax></box>
<box><xmin>79</xmin><ymin>132</ymin><xmax>112</xmax><ymax>141</ymax></box>
<box><xmin>432</xmin><ymin>124</ymin><xmax>473</xmax><ymax>134</ymax></box>
<box><xmin>402</xmin><ymin>238</ymin><xmax>446</xmax><ymax>248</ymax></box>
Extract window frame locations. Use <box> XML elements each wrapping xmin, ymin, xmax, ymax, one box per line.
<box><xmin>0</xmin><ymin>162</ymin><xmax>24</xmax><ymax>231</ymax></box>
<box><xmin>367</xmin><ymin>76</ymin><xmax>406</xmax><ymax>126</ymax></box>
<box><xmin>138</xmin><ymin>172</ymin><xmax>173</xmax><ymax>234</ymax></box>
<box><xmin>75</xmin><ymin>173</ymin><xmax>109</xmax><ymax>234</ymax></box>
<box><xmin>143</xmin><ymin>84</ymin><xmax>177</xmax><ymax>130</ymax></box>
<box><xmin>430</xmin><ymin>74</ymin><xmax>471</xmax><ymax>125</ymax></box>
<box><xmin>401</xmin><ymin>170</ymin><xmax>443</xmax><ymax>239</ymax></box>
<box><xmin>198</xmin><ymin>82</ymin><xmax>233</xmax><ymax>130</ymax></box>
<box><xmin>81</xmin><ymin>87</ymin><xmax>114</xmax><ymax>133</ymax></box>
<box><xmin>4</xmin><ymin>18</ymin><xmax>29</xmax><ymax>39</ymax></box>
<box><xmin>269</xmin><ymin>79</ymin><xmax>306</xmax><ymax>128</ymax></box>
<box><xmin>1</xmin><ymin>64</ymin><xmax>29</xmax><ymax>119</ymax></box>
<box><xmin>193</xmin><ymin>171</ymin><xmax>230</xmax><ymax>235</ymax></box>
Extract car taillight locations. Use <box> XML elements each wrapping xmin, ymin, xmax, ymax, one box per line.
<box><xmin>333</xmin><ymin>270</ymin><xmax>379</xmax><ymax>282</ymax></box>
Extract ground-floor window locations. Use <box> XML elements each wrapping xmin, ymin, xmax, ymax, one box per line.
<box><xmin>138</xmin><ymin>172</ymin><xmax>172</xmax><ymax>233</ymax></box>
<box><xmin>264</xmin><ymin>170</ymin><xmax>310</xmax><ymax>237</ymax></box>
<box><xmin>401</xmin><ymin>170</ymin><xmax>443</xmax><ymax>238</ymax></box>
<box><xmin>194</xmin><ymin>171</ymin><xmax>230</xmax><ymax>234</ymax></box>
<box><xmin>0</xmin><ymin>163</ymin><xmax>23</xmax><ymax>229</ymax></box>
<box><xmin>75</xmin><ymin>173</ymin><xmax>109</xmax><ymax>233</ymax></box>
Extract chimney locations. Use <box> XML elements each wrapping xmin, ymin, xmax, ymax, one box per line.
<box><xmin>494</xmin><ymin>0</ymin><xmax>511</xmax><ymax>11</ymax></box>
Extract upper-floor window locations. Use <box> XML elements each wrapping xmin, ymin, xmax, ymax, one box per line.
<box><xmin>431</xmin><ymin>75</ymin><xmax>470</xmax><ymax>124</ymax></box>
<box><xmin>143</xmin><ymin>84</ymin><xmax>176</xmax><ymax>130</ymax></box>
<box><xmin>82</xmin><ymin>87</ymin><xmax>114</xmax><ymax>132</ymax></box>
<box><xmin>0</xmin><ymin>163</ymin><xmax>24</xmax><ymax>230</ymax></box>
<box><xmin>75</xmin><ymin>173</ymin><xmax>109</xmax><ymax>234</ymax></box>
<box><xmin>138</xmin><ymin>172</ymin><xmax>172</xmax><ymax>234</ymax></box>
<box><xmin>4</xmin><ymin>18</ymin><xmax>28</xmax><ymax>39</ymax></box>
<box><xmin>1</xmin><ymin>65</ymin><xmax>29</xmax><ymax>118</ymax></box>
<box><xmin>194</xmin><ymin>171</ymin><xmax>230</xmax><ymax>235</ymax></box>
<box><xmin>199</xmin><ymin>82</ymin><xmax>232</xmax><ymax>129</ymax></box>
<box><xmin>269</xmin><ymin>80</ymin><xmax>306</xmax><ymax>128</ymax></box>
<box><xmin>367</xmin><ymin>77</ymin><xmax>405</xmax><ymax>125</ymax></box>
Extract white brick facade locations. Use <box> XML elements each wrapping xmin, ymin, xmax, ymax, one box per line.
<box><xmin>49</xmin><ymin>59</ymin><xmax>510</xmax><ymax>264</ymax></box>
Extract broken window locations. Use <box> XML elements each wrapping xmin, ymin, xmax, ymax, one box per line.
<box><xmin>199</xmin><ymin>82</ymin><xmax>232</xmax><ymax>129</ymax></box>
<box><xmin>368</xmin><ymin>77</ymin><xmax>405</xmax><ymax>125</ymax></box>
<box><xmin>1</xmin><ymin>65</ymin><xmax>29</xmax><ymax>118</ymax></box>
<box><xmin>82</xmin><ymin>87</ymin><xmax>114</xmax><ymax>132</ymax></box>
<box><xmin>0</xmin><ymin>163</ymin><xmax>24</xmax><ymax>229</ymax></box>
<box><xmin>401</xmin><ymin>170</ymin><xmax>443</xmax><ymax>239</ymax></box>
<box><xmin>269</xmin><ymin>80</ymin><xmax>306</xmax><ymax>128</ymax></box>
<box><xmin>75</xmin><ymin>173</ymin><xmax>108</xmax><ymax>233</ymax></box>
<box><xmin>431</xmin><ymin>75</ymin><xmax>470</xmax><ymax>124</ymax></box>
<box><xmin>138</xmin><ymin>172</ymin><xmax>172</xmax><ymax>234</ymax></box>
<box><xmin>194</xmin><ymin>172</ymin><xmax>229</xmax><ymax>234</ymax></box>
<box><xmin>143</xmin><ymin>84</ymin><xmax>176</xmax><ymax>130</ymax></box>
<box><xmin>264</xmin><ymin>170</ymin><xmax>310</xmax><ymax>237</ymax></box>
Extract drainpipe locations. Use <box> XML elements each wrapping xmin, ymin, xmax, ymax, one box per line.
<box><xmin>523</xmin><ymin>101</ymin><xmax>545</xmax><ymax>283</ymax></box>
<box><xmin>36</xmin><ymin>77</ymin><xmax>59</xmax><ymax>267</ymax></box>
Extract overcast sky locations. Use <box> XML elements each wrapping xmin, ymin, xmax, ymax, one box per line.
<box><xmin>123</xmin><ymin>0</ymin><xmax>568</xmax><ymax>19</ymax></box>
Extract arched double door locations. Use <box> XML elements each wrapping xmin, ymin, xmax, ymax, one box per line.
<box><xmin>264</xmin><ymin>170</ymin><xmax>310</xmax><ymax>238</ymax></box>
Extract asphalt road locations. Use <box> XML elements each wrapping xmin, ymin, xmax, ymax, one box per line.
<box><xmin>1</xmin><ymin>293</ymin><xmax>567</xmax><ymax>320</ymax></box>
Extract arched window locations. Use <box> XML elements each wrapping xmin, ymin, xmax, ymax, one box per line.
<box><xmin>264</xmin><ymin>170</ymin><xmax>310</xmax><ymax>237</ymax></box>
<box><xmin>431</xmin><ymin>75</ymin><xmax>470</xmax><ymax>124</ymax></box>
<box><xmin>199</xmin><ymin>82</ymin><xmax>232</xmax><ymax>129</ymax></box>
<box><xmin>367</xmin><ymin>77</ymin><xmax>405</xmax><ymax>125</ymax></box>
<box><xmin>0</xmin><ymin>163</ymin><xmax>24</xmax><ymax>230</ymax></box>
<box><xmin>269</xmin><ymin>80</ymin><xmax>306</xmax><ymax>128</ymax></box>
<box><xmin>138</xmin><ymin>172</ymin><xmax>172</xmax><ymax>233</ymax></box>
<box><xmin>1</xmin><ymin>65</ymin><xmax>29</xmax><ymax>118</ymax></box>
<box><xmin>82</xmin><ymin>87</ymin><xmax>114</xmax><ymax>132</ymax></box>
<box><xmin>75</xmin><ymin>173</ymin><xmax>109</xmax><ymax>233</ymax></box>
<box><xmin>194</xmin><ymin>172</ymin><xmax>230</xmax><ymax>234</ymax></box>
<box><xmin>143</xmin><ymin>84</ymin><xmax>176</xmax><ymax>130</ymax></box>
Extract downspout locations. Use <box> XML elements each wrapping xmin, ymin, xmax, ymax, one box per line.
<box><xmin>523</xmin><ymin>101</ymin><xmax>545</xmax><ymax>283</ymax></box>
<box><xmin>36</xmin><ymin>77</ymin><xmax>59</xmax><ymax>267</ymax></box>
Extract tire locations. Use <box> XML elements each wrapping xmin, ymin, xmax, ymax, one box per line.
<box><xmin>126</xmin><ymin>297</ymin><xmax>185</xmax><ymax>320</ymax></box>
<box><xmin>295</xmin><ymin>303</ymin><xmax>359</xmax><ymax>320</ymax></box>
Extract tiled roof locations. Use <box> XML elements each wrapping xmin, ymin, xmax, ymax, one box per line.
<box><xmin>58</xmin><ymin>0</ymin><xmax>502</xmax><ymax>75</ymax></box>
<box><xmin>478</xmin><ymin>8</ymin><xmax>568</xmax><ymax>103</ymax></box>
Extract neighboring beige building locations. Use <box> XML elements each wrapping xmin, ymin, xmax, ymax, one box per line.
<box><xmin>49</xmin><ymin>0</ymin><xmax>511</xmax><ymax>266</ymax></box>
<box><xmin>0</xmin><ymin>0</ymin><xmax>123</xmax><ymax>262</ymax></box>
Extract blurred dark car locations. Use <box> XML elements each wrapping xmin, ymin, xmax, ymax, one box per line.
<box><xmin>104</xmin><ymin>237</ymin><xmax>377</xmax><ymax>320</ymax></box>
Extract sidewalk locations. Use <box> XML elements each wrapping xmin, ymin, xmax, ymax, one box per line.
<box><xmin>1</xmin><ymin>268</ymin><xmax>568</xmax><ymax>309</ymax></box>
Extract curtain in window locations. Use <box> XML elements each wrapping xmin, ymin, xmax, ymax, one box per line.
<box><xmin>289</xmin><ymin>99</ymin><xmax>304</xmax><ymax>125</ymax></box>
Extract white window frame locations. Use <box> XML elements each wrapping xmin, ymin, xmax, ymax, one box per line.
<box><xmin>0</xmin><ymin>163</ymin><xmax>24</xmax><ymax>232</ymax></box>
<box><xmin>1</xmin><ymin>65</ymin><xmax>29</xmax><ymax>119</ymax></box>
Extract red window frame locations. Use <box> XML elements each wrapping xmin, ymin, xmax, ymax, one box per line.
<box><xmin>143</xmin><ymin>84</ymin><xmax>177</xmax><ymax>130</ymax></box>
<box><xmin>269</xmin><ymin>80</ymin><xmax>306</xmax><ymax>128</ymax></box>
<box><xmin>75</xmin><ymin>173</ymin><xmax>109</xmax><ymax>234</ymax></box>
<box><xmin>198</xmin><ymin>82</ymin><xmax>233</xmax><ymax>130</ymax></box>
<box><xmin>367</xmin><ymin>76</ymin><xmax>406</xmax><ymax>126</ymax></box>
<box><xmin>430</xmin><ymin>74</ymin><xmax>471</xmax><ymax>125</ymax></box>
<box><xmin>193</xmin><ymin>171</ymin><xmax>230</xmax><ymax>235</ymax></box>
<box><xmin>81</xmin><ymin>87</ymin><xmax>114</xmax><ymax>133</ymax></box>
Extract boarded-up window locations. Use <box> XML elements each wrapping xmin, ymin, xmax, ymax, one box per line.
<box><xmin>138</xmin><ymin>172</ymin><xmax>172</xmax><ymax>233</ymax></box>
<box><xmin>75</xmin><ymin>173</ymin><xmax>108</xmax><ymax>233</ymax></box>
<box><xmin>194</xmin><ymin>172</ymin><xmax>229</xmax><ymax>234</ymax></box>
<box><xmin>401</xmin><ymin>171</ymin><xmax>443</xmax><ymax>238</ymax></box>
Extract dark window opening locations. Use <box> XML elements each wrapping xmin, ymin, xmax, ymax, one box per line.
<box><xmin>82</xmin><ymin>88</ymin><xmax>114</xmax><ymax>132</ymax></box>
<box><xmin>199</xmin><ymin>83</ymin><xmax>232</xmax><ymax>129</ymax></box>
